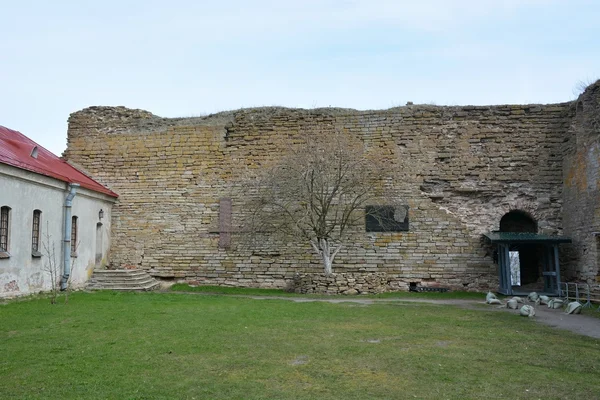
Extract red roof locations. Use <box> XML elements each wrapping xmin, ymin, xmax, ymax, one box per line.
<box><xmin>0</xmin><ymin>125</ymin><xmax>118</xmax><ymax>198</ymax></box>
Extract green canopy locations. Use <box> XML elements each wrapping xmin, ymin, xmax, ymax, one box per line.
<box><xmin>483</xmin><ymin>232</ymin><xmax>571</xmax><ymax>244</ymax></box>
<box><xmin>483</xmin><ymin>231</ymin><xmax>571</xmax><ymax>296</ymax></box>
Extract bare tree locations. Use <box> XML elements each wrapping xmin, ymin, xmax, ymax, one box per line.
<box><xmin>41</xmin><ymin>224</ymin><xmax>80</xmax><ymax>304</ymax></box>
<box><xmin>244</xmin><ymin>131</ymin><xmax>400</xmax><ymax>275</ymax></box>
<box><xmin>63</xmin><ymin>239</ymin><xmax>80</xmax><ymax>304</ymax></box>
<box><xmin>41</xmin><ymin>225</ymin><xmax>60</xmax><ymax>304</ymax></box>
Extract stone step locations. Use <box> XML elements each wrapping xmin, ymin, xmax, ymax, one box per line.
<box><xmin>88</xmin><ymin>279</ymin><xmax>156</xmax><ymax>287</ymax></box>
<box><xmin>87</xmin><ymin>269</ymin><xmax>160</xmax><ymax>292</ymax></box>
<box><xmin>87</xmin><ymin>283</ymin><xmax>160</xmax><ymax>291</ymax></box>
<box><xmin>92</xmin><ymin>270</ymin><xmax>148</xmax><ymax>277</ymax></box>
<box><xmin>89</xmin><ymin>276</ymin><xmax>155</xmax><ymax>283</ymax></box>
<box><xmin>87</xmin><ymin>283</ymin><xmax>160</xmax><ymax>292</ymax></box>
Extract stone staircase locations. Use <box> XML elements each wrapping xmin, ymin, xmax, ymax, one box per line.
<box><xmin>87</xmin><ymin>269</ymin><xmax>160</xmax><ymax>291</ymax></box>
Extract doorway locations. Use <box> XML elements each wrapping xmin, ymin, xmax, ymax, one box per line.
<box><xmin>499</xmin><ymin>211</ymin><xmax>540</xmax><ymax>289</ymax></box>
<box><xmin>95</xmin><ymin>222</ymin><xmax>103</xmax><ymax>267</ymax></box>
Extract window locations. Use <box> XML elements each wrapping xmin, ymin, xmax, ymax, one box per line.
<box><xmin>95</xmin><ymin>223</ymin><xmax>103</xmax><ymax>266</ymax></box>
<box><xmin>365</xmin><ymin>205</ymin><xmax>409</xmax><ymax>232</ymax></box>
<box><xmin>0</xmin><ymin>206</ymin><xmax>9</xmax><ymax>257</ymax></box>
<box><xmin>32</xmin><ymin>210</ymin><xmax>42</xmax><ymax>257</ymax></box>
<box><xmin>71</xmin><ymin>216</ymin><xmax>78</xmax><ymax>256</ymax></box>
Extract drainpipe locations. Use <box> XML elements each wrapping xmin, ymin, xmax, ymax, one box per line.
<box><xmin>61</xmin><ymin>183</ymin><xmax>80</xmax><ymax>290</ymax></box>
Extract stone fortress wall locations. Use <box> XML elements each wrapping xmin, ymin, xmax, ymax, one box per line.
<box><xmin>562</xmin><ymin>81</ymin><xmax>600</xmax><ymax>283</ymax></box>
<box><xmin>64</xmin><ymin>82</ymin><xmax>600</xmax><ymax>291</ymax></box>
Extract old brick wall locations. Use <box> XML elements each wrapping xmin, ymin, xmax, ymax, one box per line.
<box><xmin>65</xmin><ymin>102</ymin><xmax>571</xmax><ymax>291</ymax></box>
<box><xmin>562</xmin><ymin>80</ymin><xmax>600</xmax><ymax>283</ymax></box>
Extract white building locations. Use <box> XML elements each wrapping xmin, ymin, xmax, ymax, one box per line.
<box><xmin>0</xmin><ymin>125</ymin><xmax>118</xmax><ymax>298</ymax></box>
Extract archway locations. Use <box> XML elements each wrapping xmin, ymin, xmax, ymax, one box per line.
<box><xmin>486</xmin><ymin>211</ymin><xmax>570</xmax><ymax>296</ymax></box>
<box><xmin>499</xmin><ymin>210</ymin><xmax>539</xmax><ymax>288</ymax></box>
<box><xmin>500</xmin><ymin>210</ymin><xmax>537</xmax><ymax>233</ymax></box>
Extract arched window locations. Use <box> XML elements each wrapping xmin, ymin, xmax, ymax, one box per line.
<box><xmin>71</xmin><ymin>216</ymin><xmax>78</xmax><ymax>256</ymax></box>
<box><xmin>32</xmin><ymin>210</ymin><xmax>42</xmax><ymax>256</ymax></box>
<box><xmin>95</xmin><ymin>223</ymin><xmax>103</xmax><ymax>266</ymax></box>
<box><xmin>0</xmin><ymin>206</ymin><xmax>10</xmax><ymax>254</ymax></box>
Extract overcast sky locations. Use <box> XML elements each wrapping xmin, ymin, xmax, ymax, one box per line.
<box><xmin>1</xmin><ymin>0</ymin><xmax>599</xmax><ymax>155</ymax></box>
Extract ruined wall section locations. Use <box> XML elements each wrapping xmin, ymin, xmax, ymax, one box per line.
<box><xmin>65</xmin><ymin>103</ymin><xmax>570</xmax><ymax>290</ymax></box>
<box><xmin>562</xmin><ymin>80</ymin><xmax>600</xmax><ymax>282</ymax></box>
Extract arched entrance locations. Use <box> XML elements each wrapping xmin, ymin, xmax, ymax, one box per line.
<box><xmin>485</xmin><ymin>210</ymin><xmax>571</xmax><ymax>295</ymax></box>
<box><xmin>499</xmin><ymin>211</ymin><xmax>539</xmax><ymax>288</ymax></box>
<box><xmin>500</xmin><ymin>210</ymin><xmax>537</xmax><ymax>233</ymax></box>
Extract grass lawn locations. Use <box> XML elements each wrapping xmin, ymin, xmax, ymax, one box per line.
<box><xmin>170</xmin><ymin>283</ymin><xmax>485</xmax><ymax>299</ymax></box>
<box><xmin>1</xmin><ymin>292</ymin><xmax>599</xmax><ymax>399</ymax></box>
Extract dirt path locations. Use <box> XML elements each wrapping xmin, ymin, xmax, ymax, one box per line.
<box><xmin>248</xmin><ymin>295</ymin><xmax>600</xmax><ymax>339</ymax></box>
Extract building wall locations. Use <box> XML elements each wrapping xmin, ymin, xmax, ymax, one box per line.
<box><xmin>0</xmin><ymin>163</ymin><xmax>114</xmax><ymax>298</ymax></box>
<box><xmin>563</xmin><ymin>80</ymin><xmax>600</xmax><ymax>282</ymax></box>
<box><xmin>64</xmin><ymin>102</ymin><xmax>572</xmax><ymax>290</ymax></box>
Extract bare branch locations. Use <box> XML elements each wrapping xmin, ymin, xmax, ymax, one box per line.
<box><xmin>241</xmin><ymin>129</ymin><xmax>401</xmax><ymax>274</ymax></box>
<box><xmin>41</xmin><ymin>222</ymin><xmax>59</xmax><ymax>304</ymax></box>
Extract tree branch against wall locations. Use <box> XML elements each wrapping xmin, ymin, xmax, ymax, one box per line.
<box><xmin>243</xmin><ymin>130</ymin><xmax>402</xmax><ymax>275</ymax></box>
<box><xmin>42</xmin><ymin>223</ymin><xmax>81</xmax><ymax>304</ymax></box>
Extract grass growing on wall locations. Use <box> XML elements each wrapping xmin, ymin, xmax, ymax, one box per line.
<box><xmin>1</xmin><ymin>291</ymin><xmax>599</xmax><ymax>399</ymax></box>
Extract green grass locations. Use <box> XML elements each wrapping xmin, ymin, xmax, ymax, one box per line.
<box><xmin>582</xmin><ymin>305</ymin><xmax>600</xmax><ymax>318</ymax></box>
<box><xmin>170</xmin><ymin>283</ymin><xmax>303</xmax><ymax>296</ymax></box>
<box><xmin>369</xmin><ymin>289</ymin><xmax>485</xmax><ymax>300</ymax></box>
<box><xmin>170</xmin><ymin>283</ymin><xmax>485</xmax><ymax>300</ymax></box>
<box><xmin>1</xmin><ymin>292</ymin><xmax>599</xmax><ymax>399</ymax></box>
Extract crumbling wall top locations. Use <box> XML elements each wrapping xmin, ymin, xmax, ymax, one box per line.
<box><xmin>68</xmin><ymin>100</ymin><xmax>574</xmax><ymax>136</ymax></box>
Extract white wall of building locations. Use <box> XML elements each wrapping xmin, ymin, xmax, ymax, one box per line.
<box><xmin>0</xmin><ymin>163</ymin><xmax>115</xmax><ymax>298</ymax></box>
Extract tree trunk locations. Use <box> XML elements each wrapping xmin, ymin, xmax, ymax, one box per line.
<box><xmin>311</xmin><ymin>238</ymin><xmax>342</xmax><ymax>276</ymax></box>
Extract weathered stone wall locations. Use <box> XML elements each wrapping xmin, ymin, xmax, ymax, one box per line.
<box><xmin>563</xmin><ymin>80</ymin><xmax>600</xmax><ymax>283</ymax></box>
<box><xmin>64</xmin><ymin>102</ymin><xmax>572</xmax><ymax>291</ymax></box>
<box><xmin>291</xmin><ymin>272</ymin><xmax>389</xmax><ymax>295</ymax></box>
